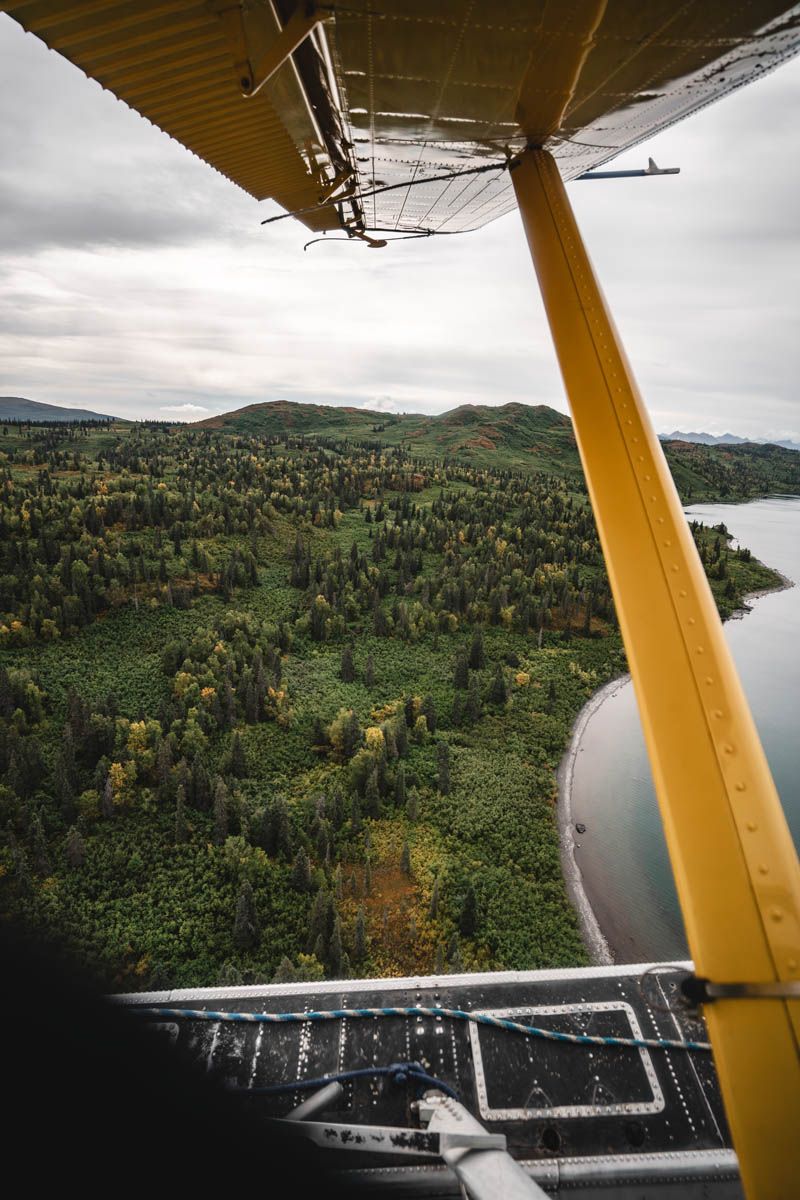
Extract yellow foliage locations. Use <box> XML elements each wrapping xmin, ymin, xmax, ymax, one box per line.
<box><xmin>109</xmin><ymin>760</ymin><xmax>137</xmax><ymax>802</ymax></box>
<box><xmin>108</xmin><ymin>761</ymin><xmax>127</xmax><ymax>794</ymax></box>
<box><xmin>371</xmin><ymin>700</ymin><xmax>400</xmax><ymax>722</ymax></box>
<box><xmin>365</xmin><ymin>726</ymin><xmax>385</xmax><ymax>750</ymax></box>
<box><xmin>126</xmin><ymin>720</ymin><xmax>149</xmax><ymax>756</ymax></box>
<box><xmin>515</xmin><ymin>672</ymin><xmax>531</xmax><ymax>687</ymax></box>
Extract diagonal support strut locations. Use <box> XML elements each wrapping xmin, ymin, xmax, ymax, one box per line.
<box><xmin>510</xmin><ymin>146</ymin><xmax>800</xmax><ymax>1200</ymax></box>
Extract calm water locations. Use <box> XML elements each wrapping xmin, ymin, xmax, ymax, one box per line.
<box><xmin>569</xmin><ymin>495</ymin><xmax>800</xmax><ymax>961</ymax></box>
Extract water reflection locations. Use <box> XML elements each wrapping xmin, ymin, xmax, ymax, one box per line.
<box><xmin>569</xmin><ymin>495</ymin><xmax>800</xmax><ymax>961</ymax></box>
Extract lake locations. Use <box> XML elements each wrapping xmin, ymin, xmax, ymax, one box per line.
<box><xmin>568</xmin><ymin>494</ymin><xmax>800</xmax><ymax>962</ymax></box>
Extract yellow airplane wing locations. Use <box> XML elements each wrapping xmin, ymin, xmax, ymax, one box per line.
<box><xmin>3</xmin><ymin>1</ymin><xmax>800</xmax><ymax>233</ymax></box>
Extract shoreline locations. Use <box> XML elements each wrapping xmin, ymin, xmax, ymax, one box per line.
<box><xmin>556</xmin><ymin>673</ymin><xmax>628</xmax><ymax>966</ymax></box>
<box><xmin>557</xmin><ymin>555</ymin><xmax>796</xmax><ymax>966</ymax></box>
<box><xmin>727</xmin><ymin>568</ymin><xmax>794</xmax><ymax>620</ymax></box>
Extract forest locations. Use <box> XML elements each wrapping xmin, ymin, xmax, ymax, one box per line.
<box><xmin>0</xmin><ymin>416</ymin><xmax>786</xmax><ymax>990</ymax></box>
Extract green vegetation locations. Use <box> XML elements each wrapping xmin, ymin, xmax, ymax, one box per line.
<box><xmin>197</xmin><ymin>400</ymin><xmax>800</xmax><ymax>501</ymax></box>
<box><xmin>0</xmin><ymin>411</ymin><xmax>787</xmax><ymax>991</ymax></box>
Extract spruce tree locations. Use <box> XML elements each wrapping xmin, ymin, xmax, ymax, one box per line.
<box><xmin>400</xmin><ymin>839</ymin><xmax>411</xmax><ymax>875</ymax></box>
<box><xmin>102</xmin><ymin>774</ymin><xmax>114</xmax><ymax>819</ymax></box>
<box><xmin>55</xmin><ymin>754</ymin><xmax>76</xmax><ymax>823</ymax></box>
<box><xmin>30</xmin><ymin>814</ymin><xmax>50</xmax><ymax>876</ymax></box>
<box><xmin>365</xmin><ymin>769</ymin><xmax>380</xmax><ymax>817</ymax></box>
<box><xmin>175</xmin><ymin>785</ymin><xmax>189</xmax><ymax>845</ymax></box>
<box><xmin>354</xmin><ymin>906</ymin><xmax>368</xmax><ymax>962</ymax></box>
<box><xmin>394</xmin><ymin>763</ymin><xmax>407</xmax><ymax>808</ymax></box>
<box><xmin>233</xmin><ymin>880</ymin><xmax>258</xmax><ymax>950</ymax></box>
<box><xmin>212</xmin><ymin>778</ymin><xmax>229</xmax><ymax>845</ymax></box>
<box><xmin>429</xmin><ymin>875</ymin><xmax>440</xmax><ymax>919</ymax></box>
<box><xmin>437</xmin><ymin>741</ymin><xmax>451</xmax><ymax>795</ymax></box>
<box><xmin>403</xmin><ymin>696</ymin><xmax>416</xmax><ymax>728</ymax></box>
<box><xmin>448</xmin><ymin>935</ymin><xmax>464</xmax><ymax>974</ymax></box>
<box><xmin>157</xmin><ymin>738</ymin><xmax>174</xmax><ymax>801</ymax></box>
<box><xmin>332</xmin><ymin>862</ymin><xmax>343</xmax><ymax>900</ymax></box>
<box><xmin>290</xmin><ymin>847</ymin><xmax>312</xmax><ymax>892</ymax></box>
<box><xmin>64</xmin><ymin>826</ymin><xmax>86</xmax><ymax>870</ymax></box>
<box><xmin>14</xmin><ymin>847</ymin><xmax>32</xmax><ymax>896</ymax></box>
<box><xmin>271</xmin><ymin>957</ymin><xmax>296</xmax><ymax>984</ymax></box>
<box><xmin>421</xmin><ymin>695</ymin><xmax>437</xmax><ymax>733</ymax></box>
<box><xmin>313</xmin><ymin>933</ymin><xmax>328</xmax><ymax>966</ymax></box>
<box><xmin>489</xmin><ymin>662</ymin><xmax>508</xmax><ymax>705</ymax></box>
<box><xmin>272</xmin><ymin>796</ymin><xmax>293</xmax><ymax>859</ymax></box>
<box><xmin>459</xmin><ymin>883</ymin><xmax>478</xmax><ymax>937</ymax></box>
<box><xmin>329</xmin><ymin>916</ymin><xmax>344</xmax><ymax>977</ymax></box>
<box><xmin>193</xmin><ymin>757</ymin><xmax>212</xmax><ymax>811</ymax></box>
<box><xmin>466</xmin><ymin>675</ymin><xmax>482</xmax><ymax>724</ymax></box>
<box><xmin>364</xmin><ymin>652</ymin><xmax>375</xmax><ymax>687</ymax></box>
<box><xmin>230</xmin><ymin>731</ymin><xmax>247</xmax><ymax>778</ymax></box>
<box><xmin>468</xmin><ymin>628</ymin><xmax>485</xmax><ymax>670</ymax></box>
<box><xmin>340</xmin><ymin>644</ymin><xmax>356</xmax><ymax>683</ymax></box>
<box><xmin>217</xmin><ymin>961</ymin><xmax>244</xmax><ymax>987</ymax></box>
<box><xmin>394</xmin><ymin>720</ymin><xmax>408</xmax><ymax>757</ymax></box>
<box><xmin>308</xmin><ymin>887</ymin><xmax>333</xmax><ymax>951</ymax></box>
<box><xmin>453</xmin><ymin>651</ymin><xmax>469</xmax><ymax>690</ymax></box>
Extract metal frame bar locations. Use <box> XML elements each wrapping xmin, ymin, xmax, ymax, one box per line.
<box><xmin>210</xmin><ymin>0</ymin><xmax>325</xmax><ymax>97</ymax></box>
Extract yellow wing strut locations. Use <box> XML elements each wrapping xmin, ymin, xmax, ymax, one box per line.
<box><xmin>511</xmin><ymin>147</ymin><xmax>800</xmax><ymax>1200</ymax></box>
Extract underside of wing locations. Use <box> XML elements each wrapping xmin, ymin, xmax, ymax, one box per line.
<box><xmin>3</xmin><ymin>0</ymin><xmax>800</xmax><ymax>234</ymax></box>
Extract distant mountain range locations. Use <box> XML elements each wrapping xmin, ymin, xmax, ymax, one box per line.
<box><xmin>5</xmin><ymin>395</ymin><xmax>797</xmax><ymax>454</ymax></box>
<box><xmin>661</xmin><ymin>430</ymin><xmax>800</xmax><ymax>453</ymax></box>
<box><xmin>0</xmin><ymin>396</ymin><xmax>116</xmax><ymax>422</ymax></box>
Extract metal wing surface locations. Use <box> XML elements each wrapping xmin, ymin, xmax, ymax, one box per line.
<box><xmin>3</xmin><ymin>1</ymin><xmax>800</xmax><ymax>233</ymax></box>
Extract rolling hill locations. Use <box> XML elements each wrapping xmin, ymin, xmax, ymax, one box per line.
<box><xmin>193</xmin><ymin>400</ymin><xmax>800</xmax><ymax>501</ymax></box>
<box><xmin>0</xmin><ymin>396</ymin><xmax>116</xmax><ymax>422</ymax></box>
<box><xmin>196</xmin><ymin>400</ymin><xmax>580</xmax><ymax>476</ymax></box>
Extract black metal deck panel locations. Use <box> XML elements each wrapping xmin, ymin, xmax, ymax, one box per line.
<box><xmin>116</xmin><ymin>962</ymin><xmax>741</xmax><ymax>1197</ymax></box>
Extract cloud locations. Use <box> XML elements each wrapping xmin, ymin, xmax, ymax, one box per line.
<box><xmin>1</xmin><ymin>14</ymin><xmax>799</xmax><ymax>439</ymax></box>
<box><xmin>159</xmin><ymin>403</ymin><xmax>210</xmax><ymax>414</ymax></box>
<box><xmin>368</xmin><ymin>396</ymin><xmax>402</xmax><ymax>413</ymax></box>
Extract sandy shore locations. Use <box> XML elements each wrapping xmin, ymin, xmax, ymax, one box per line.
<box><xmin>557</xmin><ymin>564</ymin><xmax>795</xmax><ymax>966</ymax></box>
<box><xmin>556</xmin><ymin>674</ymin><xmax>630</xmax><ymax>966</ymax></box>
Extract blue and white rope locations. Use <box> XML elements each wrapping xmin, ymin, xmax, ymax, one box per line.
<box><xmin>132</xmin><ymin>1004</ymin><xmax>711</xmax><ymax>1053</ymax></box>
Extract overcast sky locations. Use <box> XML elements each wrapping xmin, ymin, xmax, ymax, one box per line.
<box><xmin>1</xmin><ymin>14</ymin><xmax>799</xmax><ymax>440</ymax></box>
